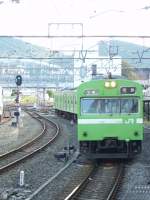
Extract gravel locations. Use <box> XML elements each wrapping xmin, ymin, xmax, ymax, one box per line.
<box><xmin>4</xmin><ymin>111</ymin><xmax>150</xmax><ymax>200</ymax></box>
<box><xmin>0</xmin><ymin>112</ymin><xmax>79</xmax><ymax>200</ymax></box>
<box><xmin>0</xmin><ymin>118</ymin><xmax>56</xmax><ymax>169</ymax></box>
<box><xmin>117</xmin><ymin>127</ymin><xmax>150</xmax><ymax>200</ymax></box>
<box><xmin>31</xmin><ymin>162</ymin><xmax>91</xmax><ymax>200</ymax></box>
<box><xmin>0</xmin><ymin>112</ymin><xmax>43</xmax><ymax>154</ymax></box>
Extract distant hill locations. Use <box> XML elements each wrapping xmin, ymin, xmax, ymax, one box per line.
<box><xmin>0</xmin><ymin>37</ymin><xmax>50</xmax><ymax>58</ymax></box>
<box><xmin>0</xmin><ymin>37</ymin><xmax>74</xmax><ymax>87</ymax></box>
<box><xmin>0</xmin><ymin>37</ymin><xmax>73</xmax><ymax>68</ymax></box>
<box><xmin>0</xmin><ymin>37</ymin><xmax>149</xmax><ymax>66</ymax></box>
<box><xmin>98</xmin><ymin>40</ymin><xmax>150</xmax><ymax>68</ymax></box>
<box><xmin>0</xmin><ymin>37</ymin><xmax>149</xmax><ymax>68</ymax></box>
<box><xmin>98</xmin><ymin>40</ymin><xmax>150</xmax><ymax>80</ymax></box>
<box><xmin>0</xmin><ymin>37</ymin><xmax>149</xmax><ymax>86</ymax></box>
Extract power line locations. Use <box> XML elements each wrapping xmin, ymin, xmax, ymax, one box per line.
<box><xmin>1</xmin><ymin>35</ymin><xmax>150</xmax><ymax>38</ymax></box>
<box><xmin>0</xmin><ymin>57</ymin><xmax>149</xmax><ymax>60</ymax></box>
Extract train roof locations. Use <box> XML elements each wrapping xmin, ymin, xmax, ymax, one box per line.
<box><xmin>92</xmin><ymin>74</ymin><xmax>127</xmax><ymax>80</ymax></box>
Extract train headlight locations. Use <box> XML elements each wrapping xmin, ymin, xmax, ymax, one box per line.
<box><xmin>105</xmin><ymin>81</ymin><xmax>116</xmax><ymax>88</ymax></box>
<box><xmin>105</xmin><ymin>82</ymin><xmax>110</xmax><ymax>88</ymax></box>
<box><xmin>110</xmin><ymin>81</ymin><xmax>117</xmax><ymax>88</ymax></box>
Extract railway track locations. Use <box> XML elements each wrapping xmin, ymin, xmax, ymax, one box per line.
<box><xmin>64</xmin><ymin>162</ymin><xmax>124</xmax><ymax>200</ymax></box>
<box><xmin>25</xmin><ymin>152</ymin><xmax>80</xmax><ymax>200</ymax></box>
<box><xmin>0</xmin><ymin>110</ymin><xmax>126</xmax><ymax>199</ymax></box>
<box><xmin>24</xmin><ymin>160</ymin><xmax>124</xmax><ymax>200</ymax></box>
<box><xmin>0</xmin><ymin>111</ymin><xmax>59</xmax><ymax>173</ymax></box>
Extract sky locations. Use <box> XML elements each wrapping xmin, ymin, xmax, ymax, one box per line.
<box><xmin>0</xmin><ymin>0</ymin><xmax>150</xmax><ymax>49</ymax></box>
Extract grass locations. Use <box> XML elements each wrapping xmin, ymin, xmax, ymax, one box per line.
<box><xmin>144</xmin><ymin>117</ymin><xmax>150</xmax><ymax>126</ymax></box>
<box><xmin>20</xmin><ymin>96</ymin><xmax>37</xmax><ymax>104</ymax></box>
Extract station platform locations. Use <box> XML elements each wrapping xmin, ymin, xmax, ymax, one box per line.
<box><xmin>0</xmin><ymin>111</ymin><xmax>42</xmax><ymax>155</ymax></box>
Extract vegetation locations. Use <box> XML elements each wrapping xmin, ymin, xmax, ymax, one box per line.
<box><xmin>122</xmin><ymin>60</ymin><xmax>139</xmax><ymax>80</ymax></box>
<box><xmin>11</xmin><ymin>89</ymin><xmax>16</xmax><ymax>96</ymax></box>
<box><xmin>11</xmin><ymin>89</ymin><xmax>22</xmax><ymax>96</ymax></box>
<box><xmin>20</xmin><ymin>96</ymin><xmax>37</xmax><ymax>104</ymax></box>
<box><xmin>47</xmin><ymin>90</ymin><xmax>53</xmax><ymax>98</ymax></box>
<box><xmin>144</xmin><ymin>119</ymin><xmax>150</xmax><ymax>125</ymax></box>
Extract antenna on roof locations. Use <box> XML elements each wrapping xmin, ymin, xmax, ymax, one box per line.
<box><xmin>108</xmin><ymin>72</ymin><xmax>112</xmax><ymax>79</ymax></box>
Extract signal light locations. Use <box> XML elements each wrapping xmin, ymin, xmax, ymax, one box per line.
<box><xmin>15</xmin><ymin>75</ymin><xmax>22</xmax><ymax>86</ymax></box>
<box><xmin>14</xmin><ymin>111</ymin><xmax>20</xmax><ymax>117</ymax></box>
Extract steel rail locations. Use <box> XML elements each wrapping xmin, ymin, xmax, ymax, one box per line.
<box><xmin>25</xmin><ymin>152</ymin><xmax>80</xmax><ymax>200</ymax></box>
<box><xmin>106</xmin><ymin>163</ymin><xmax>124</xmax><ymax>200</ymax></box>
<box><xmin>0</xmin><ymin>111</ymin><xmax>46</xmax><ymax>158</ymax></box>
<box><xmin>63</xmin><ymin>163</ymin><xmax>124</xmax><ymax>200</ymax></box>
<box><xmin>64</xmin><ymin>165</ymin><xmax>96</xmax><ymax>200</ymax></box>
<box><xmin>0</xmin><ymin>111</ymin><xmax>60</xmax><ymax>172</ymax></box>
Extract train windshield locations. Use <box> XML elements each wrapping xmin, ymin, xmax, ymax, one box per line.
<box><xmin>81</xmin><ymin>98</ymin><xmax>138</xmax><ymax>114</ymax></box>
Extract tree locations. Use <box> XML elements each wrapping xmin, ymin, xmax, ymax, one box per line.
<box><xmin>122</xmin><ymin>60</ymin><xmax>138</xmax><ymax>80</ymax></box>
<box><xmin>47</xmin><ymin>90</ymin><xmax>53</xmax><ymax>98</ymax></box>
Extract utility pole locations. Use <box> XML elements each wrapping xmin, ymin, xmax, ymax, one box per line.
<box><xmin>14</xmin><ymin>75</ymin><xmax>22</xmax><ymax>126</ymax></box>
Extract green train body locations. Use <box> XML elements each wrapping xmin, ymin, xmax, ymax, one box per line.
<box><xmin>54</xmin><ymin>79</ymin><xmax>143</xmax><ymax>159</ymax></box>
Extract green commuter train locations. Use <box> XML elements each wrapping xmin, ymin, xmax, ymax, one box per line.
<box><xmin>54</xmin><ymin>79</ymin><xmax>143</xmax><ymax>158</ymax></box>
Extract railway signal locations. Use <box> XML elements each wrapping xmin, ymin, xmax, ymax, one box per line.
<box><xmin>14</xmin><ymin>75</ymin><xmax>22</xmax><ymax>126</ymax></box>
<box><xmin>15</xmin><ymin>75</ymin><xmax>22</xmax><ymax>86</ymax></box>
<box><xmin>15</xmin><ymin>96</ymin><xmax>19</xmax><ymax>103</ymax></box>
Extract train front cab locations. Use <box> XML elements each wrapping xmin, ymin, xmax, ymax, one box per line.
<box><xmin>77</xmin><ymin>79</ymin><xmax>143</xmax><ymax>159</ymax></box>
